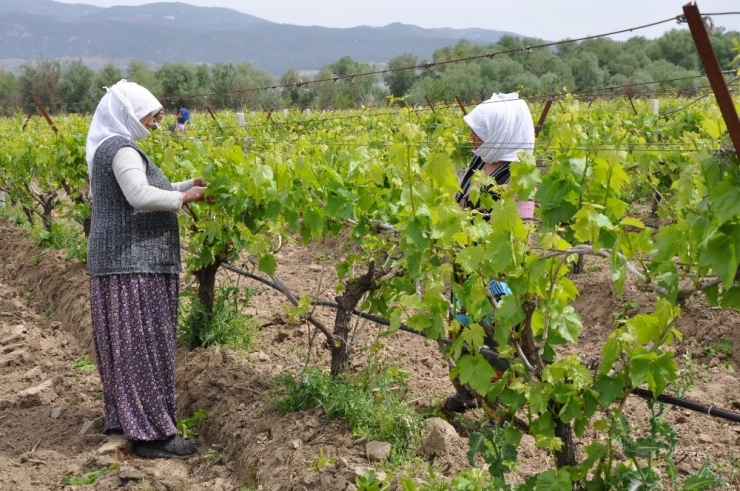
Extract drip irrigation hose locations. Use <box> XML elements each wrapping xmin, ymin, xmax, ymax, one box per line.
<box><xmin>219</xmin><ymin>261</ymin><xmax>740</xmax><ymax>423</ymax></box>
<box><xmin>632</xmin><ymin>388</ymin><xmax>740</xmax><ymax>423</ymax></box>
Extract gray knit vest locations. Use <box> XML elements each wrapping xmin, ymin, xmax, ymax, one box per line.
<box><xmin>87</xmin><ymin>136</ymin><xmax>181</xmax><ymax>276</ymax></box>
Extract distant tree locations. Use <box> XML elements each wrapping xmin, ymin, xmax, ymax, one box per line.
<box><xmin>525</xmin><ymin>48</ymin><xmax>560</xmax><ymax>77</ymax></box>
<box><xmin>0</xmin><ymin>69</ymin><xmax>21</xmax><ymax>115</ymax></box>
<box><xmin>279</xmin><ymin>67</ymin><xmax>314</xmax><ymax>107</ymax></box>
<box><xmin>156</xmin><ymin>62</ymin><xmax>200</xmax><ymax>109</ymax></box>
<box><xmin>95</xmin><ymin>63</ymin><xmax>124</xmax><ymax>91</ymax></box>
<box><xmin>60</xmin><ymin>59</ymin><xmax>96</xmax><ymax>113</ymax></box>
<box><xmin>709</xmin><ymin>27</ymin><xmax>740</xmax><ymax>69</ymax></box>
<box><xmin>643</xmin><ymin>60</ymin><xmax>701</xmax><ymax>89</ymax></box>
<box><xmin>18</xmin><ymin>58</ymin><xmax>63</xmax><ymax>111</ymax></box>
<box><xmin>481</xmin><ymin>56</ymin><xmax>524</xmax><ymax>88</ymax></box>
<box><xmin>607</xmin><ymin>53</ymin><xmax>645</xmax><ymax>78</ymax></box>
<box><xmin>209</xmin><ymin>62</ymin><xmax>276</xmax><ymax>110</ymax></box>
<box><xmin>647</xmin><ymin>29</ymin><xmax>699</xmax><ymax>72</ymax></box>
<box><xmin>608</xmin><ymin>73</ymin><xmax>628</xmax><ymax>88</ymax></box>
<box><xmin>209</xmin><ymin>63</ymin><xmax>240</xmax><ymax>109</ymax></box>
<box><xmin>434</xmin><ymin>39</ymin><xmax>478</xmax><ymax>67</ymax></box>
<box><xmin>195</xmin><ymin>64</ymin><xmax>212</xmax><ymax>93</ymax></box>
<box><xmin>622</xmin><ymin>36</ymin><xmax>651</xmax><ymax>59</ymax></box>
<box><xmin>577</xmin><ymin>38</ymin><xmax>623</xmax><ymax>71</ymax></box>
<box><xmin>555</xmin><ymin>39</ymin><xmax>578</xmax><ymax>59</ymax></box>
<box><xmin>538</xmin><ymin>72</ymin><xmax>565</xmax><ymax>94</ymax></box>
<box><xmin>126</xmin><ymin>60</ymin><xmax>162</xmax><ymax>95</ymax></box>
<box><xmin>234</xmin><ymin>62</ymin><xmax>276</xmax><ymax>109</ymax></box>
<box><xmin>407</xmin><ymin>76</ymin><xmax>455</xmax><ymax>105</ymax></box>
<box><xmin>433</xmin><ymin>63</ymin><xmax>485</xmax><ymax>102</ymax></box>
<box><xmin>502</xmin><ymin>72</ymin><xmax>542</xmax><ymax>97</ymax></box>
<box><xmin>568</xmin><ymin>52</ymin><xmax>604</xmax><ymax>91</ymax></box>
<box><xmin>383</xmin><ymin>53</ymin><xmax>418</xmax><ymax>98</ymax></box>
<box><xmin>626</xmin><ymin>69</ymin><xmax>657</xmax><ymax>92</ymax></box>
<box><xmin>497</xmin><ymin>35</ymin><xmax>526</xmax><ymax>51</ymax></box>
<box><xmin>315</xmin><ymin>56</ymin><xmax>380</xmax><ymax>108</ymax></box>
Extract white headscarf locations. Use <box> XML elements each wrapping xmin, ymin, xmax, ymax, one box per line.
<box><xmin>463</xmin><ymin>92</ymin><xmax>535</xmax><ymax>164</ymax></box>
<box><xmin>85</xmin><ymin>79</ymin><xmax>163</xmax><ymax>176</ymax></box>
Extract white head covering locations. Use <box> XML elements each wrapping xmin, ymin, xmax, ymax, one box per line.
<box><xmin>463</xmin><ymin>92</ymin><xmax>535</xmax><ymax>164</ymax></box>
<box><xmin>85</xmin><ymin>79</ymin><xmax>163</xmax><ymax>176</ymax></box>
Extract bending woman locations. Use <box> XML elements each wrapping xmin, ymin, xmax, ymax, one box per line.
<box><xmin>445</xmin><ymin>92</ymin><xmax>535</xmax><ymax>413</ymax></box>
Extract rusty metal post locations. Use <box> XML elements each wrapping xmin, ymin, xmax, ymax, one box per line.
<box><xmin>33</xmin><ymin>99</ymin><xmax>59</xmax><ymax>135</ymax></box>
<box><xmin>21</xmin><ymin>111</ymin><xmax>34</xmax><ymax>131</ymax></box>
<box><xmin>625</xmin><ymin>93</ymin><xmax>638</xmax><ymax>115</ymax></box>
<box><xmin>262</xmin><ymin>105</ymin><xmax>274</xmax><ymax>123</ymax></box>
<box><xmin>535</xmin><ymin>97</ymin><xmax>554</xmax><ymax>137</ymax></box>
<box><xmin>424</xmin><ymin>95</ymin><xmax>436</xmax><ymax>112</ymax></box>
<box><xmin>205</xmin><ymin>105</ymin><xmax>224</xmax><ymax>133</ymax></box>
<box><xmin>455</xmin><ymin>95</ymin><xmax>468</xmax><ymax>115</ymax></box>
<box><xmin>683</xmin><ymin>2</ymin><xmax>740</xmax><ymax>155</ymax></box>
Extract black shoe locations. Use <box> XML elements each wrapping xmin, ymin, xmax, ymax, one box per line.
<box><xmin>443</xmin><ymin>392</ymin><xmax>478</xmax><ymax>413</ymax></box>
<box><xmin>134</xmin><ymin>435</ymin><xmax>199</xmax><ymax>460</ymax></box>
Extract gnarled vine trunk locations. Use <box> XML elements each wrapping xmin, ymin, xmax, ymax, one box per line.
<box><xmin>330</xmin><ymin>259</ymin><xmax>389</xmax><ymax>377</ymax></box>
<box><xmin>192</xmin><ymin>257</ymin><xmax>224</xmax><ymax>346</ymax></box>
<box><xmin>519</xmin><ymin>302</ymin><xmax>583</xmax><ymax>486</ymax></box>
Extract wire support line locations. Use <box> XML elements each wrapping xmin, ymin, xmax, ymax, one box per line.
<box><xmin>660</xmin><ymin>76</ymin><xmax>740</xmax><ymax>116</ymax></box>
<box><xmin>150</xmin><ymin>134</ymin><xmax>726</xmax><ymax>153</ymax></box>
<box><xmin>26</xmin><ymin>74</ymin><xmax>736</xmax><ymax>119</ymax></box>
<box><xmin>701</xmin><ymin>11</ymin><xmax>740</xmax><ymax>16</ymax></box>
<box><xmin>169</xmin><ymin>74</ymin><xmax>739</xmax><ymax>132</ymax></box>
<box><xmin>216</xmin><ymin>259</ymin><xmax>740</xmax><ymax>423</ymax></box>
<box><xmin>162</xmin><ymin>15</ymin><xmax>685</xmax><ymax>103</ymax></box>
<box><xmin>16</xmin><ymin>71</ymin><xmax>738</xmax><ymax>128</ymax></box>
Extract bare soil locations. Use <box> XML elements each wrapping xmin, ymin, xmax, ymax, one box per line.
<box><xmin>1</xmin><ymin>219</ymin><xmax>739</xmax><ymax>490</ymax></box>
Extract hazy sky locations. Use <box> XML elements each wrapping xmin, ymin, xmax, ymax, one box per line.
<box><xmin>53</xmin><ymin>0</ymin><xmax>740</xmax><ymax>41</ymax></box>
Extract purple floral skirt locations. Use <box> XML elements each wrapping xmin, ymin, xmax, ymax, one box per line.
<box><xmin>89</xmin><ymin>273</ymin><xmax>179</xmax><ymax>441</ymax></box>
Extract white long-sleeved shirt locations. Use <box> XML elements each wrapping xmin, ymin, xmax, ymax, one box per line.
<box><xmin>112</xmin><ymin>147</ymin><xmax>195</xmax><ymax>211</ymax></box>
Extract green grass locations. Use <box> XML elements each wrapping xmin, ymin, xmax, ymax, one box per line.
<box><xmin>0</xmin><ymin>203</ymin><xmax>87</xmax><ymax>261</ymax></box>
<box><xmin>179</xmin><ymin>285</ymin><xmax>257</xmax><ymax>351</ymax></box>
<box><xmin>271</xmin><ymin>359</ymin><xmax>424</xmax><ymax>462</ymax></box>
<box><xmin>73</xmin><ymin>355</ymin><xmax>97</xmax><ymax>372</ymax></box>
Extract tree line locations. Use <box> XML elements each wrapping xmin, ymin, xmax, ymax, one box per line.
<box><xmin>1</xmin><ymin>27</ymin><xmax>737</xmax><ymax>115</ymax></box>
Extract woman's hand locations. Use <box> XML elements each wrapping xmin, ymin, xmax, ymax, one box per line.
<box><xmin>181</xmin><ymin>186</ymin><xmax>208</xmax><ymax>205</ymax></box>
<box><xmin>193</xmin><ymin>176</ymin><xmax>206</xmax><ymax>187</ymax></box>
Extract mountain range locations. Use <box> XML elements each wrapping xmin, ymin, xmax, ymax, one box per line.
<box><xmin>0</xmin><ymin>0</ymin><xmax>521</xmax><ymax>75</ymax></box>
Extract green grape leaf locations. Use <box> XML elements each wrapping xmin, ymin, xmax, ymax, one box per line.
<box><xmin>534</xmin><ymin>469</ymin><xmax>571</xmax><ymax>491</ymax></box>
<box><xmin>594</xmin><ymin>374</ymin><xmax>626</xmax><ymax>407</ymax></box>
<box><xmin>720</xmin><ymin>286</ymin><xmax>740</xmax><ymax>310</ymax></box>
<box><xmin>454</xmin><ymin>353</ymin><xmax>497</xmax><ymax>396</ymax></box>
<box><xmin>708</xmin><ymin>179</ymin><xmax>740</xmax><ymax>224</ymax></box>
<box><xmin>629</xmin><ymin>351</ymin><xmax>677</xmax><ymax>396</ymax></box>
<box><xmin>258</xmin><ymin>254</ymin><xmax>277</xmax><ymax>277</ymax></box>
<box><xmin>699</xmin><ymin>231</ymin><xmax>740</xmax><ymax>287</ymax></box>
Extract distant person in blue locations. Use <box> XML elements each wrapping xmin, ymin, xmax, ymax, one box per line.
<box><xmin>444</xmin><ymin>92</ymin><xmax>535</xmax><ymax>413</ymax></box>
<box><xmin>169</xmin><ymin>108</ymin><xmax>190</xmax><ymax>132</ymax></box>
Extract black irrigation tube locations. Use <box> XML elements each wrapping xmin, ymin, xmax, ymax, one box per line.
<box><xmin>219</xmin><ymin>262</ymin><xmax>740</xmax><ymax>423</ymax></box>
